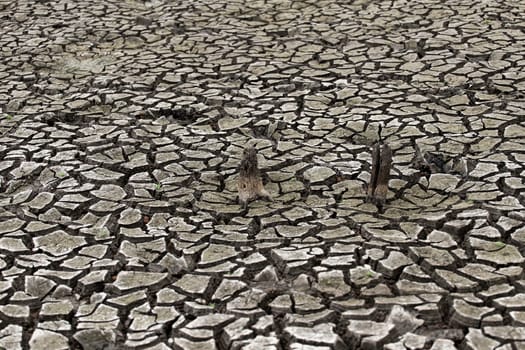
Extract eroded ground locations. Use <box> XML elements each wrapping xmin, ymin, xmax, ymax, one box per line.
<box><xmin>1</xmin><ymin>0</ymin><xmax>525</xmax><ymax>349</ymax></box>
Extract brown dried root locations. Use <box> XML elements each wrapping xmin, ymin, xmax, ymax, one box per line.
<box><xmin>237</xmin><ymin>146</ymin><xmax>271</xmax><ymax>209</ymax></box>
<box><xmin>367</xmin><ymin>142</ymin><xmax>392</xmax><ymax>207</ymax></box>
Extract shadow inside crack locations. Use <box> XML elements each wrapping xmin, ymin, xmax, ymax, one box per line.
<box><xmin>146</xmin><ymin>107</ymin><xmax>199</xmax><ymax>126</ymax></box>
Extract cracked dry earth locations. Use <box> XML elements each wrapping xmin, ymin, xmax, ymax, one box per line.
<box><xmin>1</xmin><ymin>0</ymin><xmax>525</xmax><ymax>349</ymax></box>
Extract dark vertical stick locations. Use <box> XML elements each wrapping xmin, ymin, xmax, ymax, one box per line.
<box><xmin>238</xmin><ymin>146</ymin><xmax>271</xmax><ymax>209</ymax></box>
<box><xmin>373</xmin><ymin>144</ymin><xmax>392</xmax><ymax>204</ymax></box>
<box><xmin>368</xmin><ymin>143</ymin><xmax>381</xmax><ymax>199</ymax></box>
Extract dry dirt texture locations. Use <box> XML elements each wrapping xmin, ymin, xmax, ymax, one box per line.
<box><xmin>1</xmin><ymin>0</ymin><xmax>525</xmax><ymax>349</ymax></box>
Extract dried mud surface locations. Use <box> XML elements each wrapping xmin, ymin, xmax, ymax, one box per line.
<box><xmin>1</xmin><ymin>0</ymin><xmax>525</xmax><ymax>349</ymax></box>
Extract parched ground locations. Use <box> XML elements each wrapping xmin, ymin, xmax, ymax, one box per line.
<box><xmin>1</xmin><ymin>0</ymin><xmax>525</xmax><ymax>349</ymax></box>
